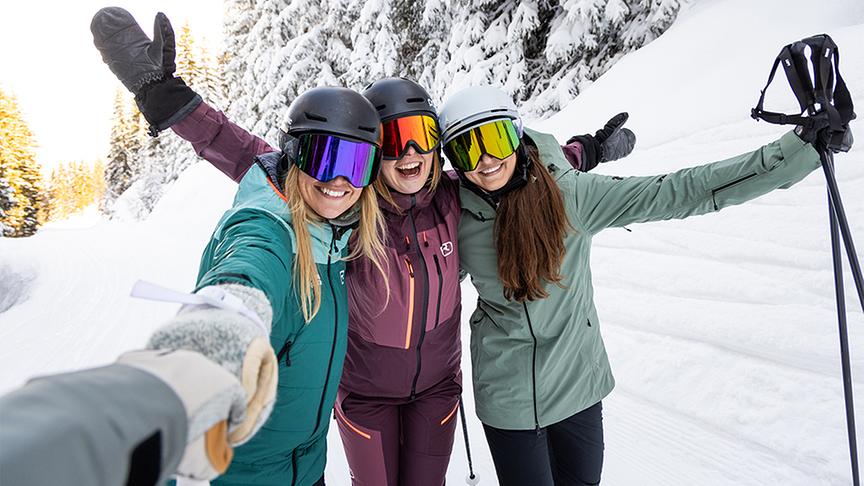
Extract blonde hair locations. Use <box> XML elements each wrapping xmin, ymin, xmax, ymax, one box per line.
<box><xmin>284</xmin><ymin>166</ymin><xmax>389</xmax><ymax>322</ymax></box>
<box><xmin>374</xmin><ymin>151</ymin><xmax>442</xmax><ymax>211</ymax></box>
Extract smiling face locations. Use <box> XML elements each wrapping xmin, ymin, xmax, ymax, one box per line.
<box><xmin>378</xmin><ymin>146</ymin><xmax>435</xmax><ymax>195</ymax></box>
<box><xmin>297</xmin><ymin>171</ymin><xmax>363</xmax><ymax>219</ymax></box>
<box><xmin>462</xmin><ymin>151</ymin><xmax>518</xmax><ymax>192</ymax></box>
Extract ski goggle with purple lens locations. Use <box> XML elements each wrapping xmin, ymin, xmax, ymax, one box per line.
<box><xmin>294</xmin><ymin>133</ymin><xmax>382</xmax><ymax>188</ymax></box>
<box><xmin>442</xmin><ymin>118</ymin><xmax>521</xmax><ymax>172</ymax></box>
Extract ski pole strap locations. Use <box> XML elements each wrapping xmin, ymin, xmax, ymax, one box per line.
<box><xmin>130</xmin><ymin>279</ymin><xmax>268</xmax><ymax>335</ymax></box>
<box><xmin>751</xmin><ymin>34</ymin><xmax>855</xmax><ymax>141</ymax></box>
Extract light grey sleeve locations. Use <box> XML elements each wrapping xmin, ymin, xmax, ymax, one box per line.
<box><xmin>0</xmin><ymin>364</ymin><xmax>188</xmax><ymax>486</ymax></box>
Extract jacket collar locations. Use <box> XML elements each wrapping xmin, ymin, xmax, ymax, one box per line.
<box><xmin>459</xmin><ymin>128</ymin><xmax>570</xmax><ymax>220</ymax></box>
<box><xmin>230</xmin><ymin>152</ymin><xmax>351</xmax><ymax>263</ymax></box>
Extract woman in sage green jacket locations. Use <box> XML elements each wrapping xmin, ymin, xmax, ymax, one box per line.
<box><xmin>437</xmin><ymin>86</ymin><xmax>834</xmax><ymax>486</ymax></box>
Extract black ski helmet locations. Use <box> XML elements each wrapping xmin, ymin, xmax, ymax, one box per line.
<box><xmin>362</xmin><ymin>77</ymin><xmax>437</xmax><ymax>122</ymax></box>
<box><xmin>279</xmin><ymin>86</ymin><xmax>383</xmax><ymax>152</ymax></box>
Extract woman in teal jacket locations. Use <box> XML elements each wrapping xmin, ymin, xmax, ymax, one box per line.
<box><xmin>436</xmin><ymin>86</ymin><xmax>845</xmax><ymax>486</ymax></box>
<box><xmin>161</xmin><ymin>86</ymin><xmax>388</xmax><ymax>486</ymax></box>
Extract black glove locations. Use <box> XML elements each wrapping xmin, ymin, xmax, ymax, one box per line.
<box><xmin>794</xmin><ymin>110</ymin><xmax>854</xmax><ymax>154</ymax></box>
<box><xmin>567</xmin><ymin>112</ymin><xmax>636</xmax><ymax>171</ymax></box>
<box><xmin>91</xmin><ymin>7</ymin><xmax>200</xmax><ymax>135</ymax></box>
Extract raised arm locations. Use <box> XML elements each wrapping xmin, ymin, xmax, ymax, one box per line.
<box><xmin>172</xmin><ymin>101</ymin><xmax>274</xmax><ymax>182</ymax></box>
<box><xmin>0</xmin><ymin>350</ymin><xmax>246</xmax><ymax>486</ymax></box>
<box><xmin>562</xmin><ymin>112</ymin><xmax>636</xmax><ymax>172</ymax></box>
<box><xmin>91</xmin><ymin>7</ymin><xmax>273</xmax><ymax>183</ymax></box>
<box><xmin>570</xmin><ymin>130</ymin><xmax>821</xmax><ymax>234</ymax></box>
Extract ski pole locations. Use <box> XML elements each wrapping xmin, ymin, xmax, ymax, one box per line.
<box><xmin>821</xmin><ymin>148</ymin><xmax>861</xmax><ymax>486</ymax></box>
<box><xmin>459</xmin><ymin>399</ymin><xmax>479</xmax><ymax>485</ymax></box>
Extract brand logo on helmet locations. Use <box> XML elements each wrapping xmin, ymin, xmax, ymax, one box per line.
<box><xmin>440</xmin><ymin>241</ymin><xmax>453</xmax><ymax>257</ymax></box>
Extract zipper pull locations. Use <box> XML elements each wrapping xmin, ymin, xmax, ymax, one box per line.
<box><xmin>405</xmin><ymin>258</ymin><xmax>415</xmax><ymax>278</ymax></box>
<box><xmin>404</xmin><ymin>235</ymin><xmax>411</xmax><ymax>251</ymax></box>
<box><xmin>277</xmin><ymin>339</ymin><xmax>292</xmax><ymax>367</ymax></box>
<box><xmin>422</xmin><ymin>231</ymin><xmax>429</xmax><ymax>247</ymax></box>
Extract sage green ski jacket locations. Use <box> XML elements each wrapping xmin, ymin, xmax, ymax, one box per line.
<box><xmin>458</xmin><ymin>128</ymin><xmax>820</xmax><ymax>430</ymax></box>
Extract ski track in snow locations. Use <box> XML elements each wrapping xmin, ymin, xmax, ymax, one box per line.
<box><xmin>4</xmin><ymin>0</ymin><xmax>864</xmax><ymax>484</ymax></box>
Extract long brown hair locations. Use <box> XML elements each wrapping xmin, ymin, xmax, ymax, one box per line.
<box><xmin>494</xmin><ymin>143</ymin><xmax>572</xmax><ymax>302</ymax></box>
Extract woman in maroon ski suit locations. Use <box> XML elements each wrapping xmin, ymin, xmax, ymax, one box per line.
<box><xmin>165</xmin><ymin>79</ymin><xmax>618</xmax><ymax>485</ymax></box>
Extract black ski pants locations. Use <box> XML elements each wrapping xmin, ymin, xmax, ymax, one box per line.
<box><xmin>483</xmin><ymin>401</ymin><xmax>604</xmax><ymax>486</ymax></box>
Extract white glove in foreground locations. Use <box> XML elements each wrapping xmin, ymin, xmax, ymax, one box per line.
<box><xmin>145</xmin><ymin>284</ymin><xmax>278</xmax><ymax>445</ymax></box>
<box><xmin>117</xmin><ymin>349</ymin><xmax>245</xmax><ymax>480</ymax></box>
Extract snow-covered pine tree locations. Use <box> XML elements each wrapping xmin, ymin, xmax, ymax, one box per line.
<box><xmin>433</xmin><ymin>0</ymin><xmax>536</xmax><ymax>102</ymax></box>
<box><xmin>394</xmin><ymin>0</ymin><xmax>451</xmax><ymax>91</ymax></box>
<box><xmin>105</xmin><ymin>22</ymin><xmax>227</xmax><ymax>220</ymax></box>
<box><xmin>0</xmin><ymin>87</ymin><xmax>45</xmax><ymax>237</ymax></box>
<box><xmin>222</xmin><ymin>0</ymin><xmax>262</xmax><ymax>129</ymax></box>
<box><xmin>521</xmin><ymin>0</ymin><xmax>682</xmax><ymax>117</ymax></box>
<box><xmin>102</xmin><ymin>89</ymin><xmax>138</xmax><ymax>212</ymax></box>
<box><xmin>177</xmin><ymin>22</ymin><xmax>204</xmax><ymax>90</ymax></box>
<box><xmin>0</xmin><ymin>175</ymin><xmax>13</xmax><ymax>236</ymax></box>
<box><xmin>222</xmin><ymin>0</ymin><xmax>359</xmax><ymax>144</ymax></box>
<box><xmin>200</xmin><ymin>43</ymin><xmax>227</xmax><ymax>109</ymax></box>
<box><xmin>344</xmin><ymin>0</ymin><xmax>399</xmax><ymax>88</ymax></box>
<box><xmin>428</xmin><ymin>0</ymin><xmax>683</xmax><ymax>118</ymax></box>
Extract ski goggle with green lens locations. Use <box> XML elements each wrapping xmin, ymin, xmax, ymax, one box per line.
<box><xmin>442</xmin><ymin>119</ymin><xmax>521</xmax><ymax>172</ymax></box>
<box><xmin>381</xmin><ymin>114</ymin><xmax>440</xmax><ymax>159</ymax></box>
<box><xmin>294</xmin><ymin>133</ymin><xmax>382</xmax><ymax>188</ymax></box>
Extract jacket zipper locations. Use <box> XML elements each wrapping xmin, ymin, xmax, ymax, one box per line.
<box><xmin>410</xmin><ymin>252</ymin><xmax>442</xmax><ymax>400</ymax></box>
<box><xmin>522</xmin><ymin>302</ymin><xmax>540</xmax><ymax>431</ymax></box>
<box><xmin>290</xmin><ymin>449</ymin><xmax>298</xmax><ymax>486</ymax></box>
<box><xmin>403</xmin><ymin>258</ymin><xmax>416</xmax><ymax>349</ymax></box>
<box><xmin>407</xmin><ymin>197</ymin><xmax>431</xmax><ymax>400</ymax></box>
<box><xmin>712</xmin><ymin>173</ymin><xmax>758</xmax><ymax>210</ymax></box>
<box><xmin>277</xmin><ymin>339</ymin><xmax>292</xmax><ymax>366</ymax></box>
<box><xmin>312</xmin><ymin>228</ymin><xmax>339</xmax><ymax>438</ymax></box>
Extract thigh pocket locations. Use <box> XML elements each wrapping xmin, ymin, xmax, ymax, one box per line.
<box><xmin>333</xmin><ymin>396</ymin><xmax>389</xmax><ymax>485</ymax></box>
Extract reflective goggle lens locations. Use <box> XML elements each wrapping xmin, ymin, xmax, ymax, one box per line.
<box><xmin>295</xmin><ymin>133</ymin><xmax>382</xmax><ymax>188</ymax></box>
<box><xmin>381</xmin><ymin>115</ymin><xmax>440</xmax><ymax>159</ymax></box>
<box><xmin>443</xmin><ymin>119</ymin><xmax>520</xmax><ymax>172</ymax></box>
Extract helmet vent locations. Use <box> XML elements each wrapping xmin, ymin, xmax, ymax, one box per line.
<box><xmin>375</xmin><ymin>104</ymin><xmax>387</xmax><ymax>110</ymax></box>
<box><xmin>358</xmin><ymin>125</ymin><xmax>378</xmax><ymax>133</ymax></box>
<box><xmin>304</xmin><ymin>112</ymin><xmax>328</xmax><ymax>122</ymax></box>
<box><xmin>406</xmin><ymin>97</ymin><xmax>425</xmax><ymax>103</ymax></box>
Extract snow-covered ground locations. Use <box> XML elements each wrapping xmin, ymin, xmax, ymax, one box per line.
<box><xmin>3</xmin><ymin>0</ymin><xmax>864</xmax><ymax>484</ymax></box>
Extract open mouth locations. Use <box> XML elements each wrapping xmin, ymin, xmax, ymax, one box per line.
<box><xmin>479</xmin><ymin>163</ymin><xmax>504</xmax><ymax>177</ymax></box>
<box><xmin>317</xmin><ymin>186</ymin><xmax>350</xmax><ymax>199</ymax></box>
<box><xmin>396</xmin><ymin>160</ymin><xmax>423</xmax><ymax>178</ymax></box>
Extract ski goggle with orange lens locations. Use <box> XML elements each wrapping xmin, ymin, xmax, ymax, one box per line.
<box><xmin>381</xmin><ymin>114</ymin><xmax>440</xmax><ymax>159</ymax></box>
<box><xmin>442</xmin><ymin>119</ymin><xmax>521</xmax><ymax>172</ymax></box>
<box><xmin>294</xmin><ymin>133</ymin><xmax>382</xmax><ymax>188</ymax></box>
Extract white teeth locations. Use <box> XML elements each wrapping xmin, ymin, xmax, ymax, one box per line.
<box><xmin>320</xmin><ymin>187</ymin><xmax>348</xmax><ymax>197</ymax></box>
<box><xmin>481</xmin><ymin>164</ymin><xmax>503</xmax><ymax>175</ymax></box>
<box><xmin>398</xmin><ymin>162</ymin><xmax>421</xmax><ymax>170</ymax></box>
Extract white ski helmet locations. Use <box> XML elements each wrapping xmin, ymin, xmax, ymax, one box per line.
<box><xmin>439</xmin><ymin>86</ymin><xmax>523</xmax><ymax>144</ymax></box>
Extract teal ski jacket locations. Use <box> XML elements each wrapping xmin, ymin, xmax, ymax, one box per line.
<box><xmin>459</xmin><ymin>128</ymin><xmax>820</xmax><ymax>430</ymax></box>
<box><xmin>195</xmin><ymin>153</ymin><xmax>350</xmax><ymax>486</ymax></box>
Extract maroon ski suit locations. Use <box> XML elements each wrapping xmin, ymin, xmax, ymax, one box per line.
<box><xmin>170</xmin><ymin>102</ymin><xmax>588</xmax><ymax>485</ymax></box>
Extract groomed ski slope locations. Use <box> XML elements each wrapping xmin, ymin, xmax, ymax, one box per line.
<box><xmin>2</xmin><ymin>0</ymin><xmax>863</xmax><ymax>484</ymax></box>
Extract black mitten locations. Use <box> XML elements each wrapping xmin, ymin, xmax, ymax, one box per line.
<box><xmin>91</xmin><ymin>7</ymin><xmax>200</xmax><ymax>135</ymax></box>
<box><xmin>567</xmin><ymin>113</ymin><xmax>637</xmax><ymax>166</ymax></box>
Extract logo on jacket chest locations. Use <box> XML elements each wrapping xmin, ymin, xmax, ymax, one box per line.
<box><xmin>440</xmin><ymin>241</ymin><xmax>453</xmax><ymax>257</ymax></box>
